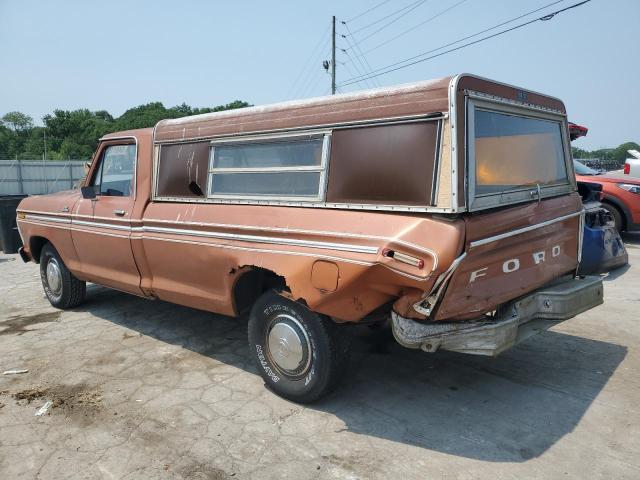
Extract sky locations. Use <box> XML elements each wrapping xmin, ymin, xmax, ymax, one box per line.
<box><xmin>1</xmin><ymin>0</ymin><xmax>637</xmax><ymax>150</ymax></box>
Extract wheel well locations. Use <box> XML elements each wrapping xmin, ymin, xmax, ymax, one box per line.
<box><xmin>232</xmin><ymin>267</ymin><xmax>288</xmax><ymax>316</ymax></box>
<box><xmin>601</xmin><ymin>199</ymin><xmax>627</xmax><ymax>230</ymax></box>
<box><xmin>29</xmin><ymin>236</ymin><xmax>50</xmax><ymax>264</ymax></box>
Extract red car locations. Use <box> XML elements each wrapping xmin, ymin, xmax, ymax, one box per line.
<box><xmin>574</xmin><ymin>160</ymin><xmax>640</xmax><ymax>232</ymax></box>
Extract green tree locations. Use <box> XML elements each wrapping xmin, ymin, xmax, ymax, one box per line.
<box><xmin>20</xmin><ymin>127</ymin><xmax>47</xmax><ymax>159</ymax></box>
<box><xmin>611</xmin><ymin>142</ymin><xmax>640</xmax><ymax>164</ymax></box>
<box><xmin>114</xmin><ymin>102</ymin><xmax>170</xmax><ymax>131</ymax></box>
<box><xmin>43</xmin><ymin>109</ymin><xmax>114</xmax><ymax>159</ymax></box>
<box><xmin>1</xmin><ymin>111</ymin><xmax>33</xmax><ymax>132</ymax></box>
<box><xmin>0</xmin><ymin>124</ymin><xmax>14</xmax><ymax>158</ymax></box>
<box><xmin>571</xmin><ymin>146</ymin><xmax>591</xmax><ymax>159</ymax></box>
<box><xmin>2</xmin><ymin>99</ymin><xmax>249</xmax><ymax>159</ymax></box>
<box><xmin>114</xmin><ymin>100</ymin><xmax>250</xmax><ymax>131</ymax></box>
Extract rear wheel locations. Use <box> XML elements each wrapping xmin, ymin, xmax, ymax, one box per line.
<box><xmin>40</xmin><ymin>243</ymin><xmax>86</xmax><ymax>309</ymax></box>
<box><xmin>248</xmin><ymin>290</ymin><xmax>350</xmax><ymax>403</ymax></box>
<box><xmin>601</xmin><ymin>203</ymin><xmax>624</xmax><ymax>232</ymax></box>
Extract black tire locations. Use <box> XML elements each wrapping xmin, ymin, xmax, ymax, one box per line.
<box><xmin>601</xmin><ymin>203</ymin><xmax>624</xmax><ymax>232</ymax></box>
<box><xmin>40</xmin><ymin>243</ymin><xmax>86</xmax><ymax>309</ymax></box>
<box><xmin>248</xmin><ymin>290</ymin><xmax>350</xmax><ymax>403</ymax></box>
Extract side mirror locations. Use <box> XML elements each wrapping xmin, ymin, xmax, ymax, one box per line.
<box><xmin>81</xmin><ymin>186</ymin><xmax>97</xmax><ymax>199</ymax></box>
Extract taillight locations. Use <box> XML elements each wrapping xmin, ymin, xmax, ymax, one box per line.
<box><xmin>624</xmin><ymin>163</ymin><xmax>630</xmax><ymax>175</ymax></box>
<box><xmin>381</xmin><ymin>248</ymin><xmax>424</xmax><ymax>269</ymax></box>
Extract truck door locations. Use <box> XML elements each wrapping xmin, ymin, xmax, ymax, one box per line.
<box><xmin>71</xmin><ymin>139</ymin><xmax>143</xmax><ymax>295</ymax></box>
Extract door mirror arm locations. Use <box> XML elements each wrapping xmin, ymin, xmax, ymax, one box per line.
<box><xmin>81</xmin><ymin>186</ymin><xmax>97</xmax><ymax>200</ymax></box>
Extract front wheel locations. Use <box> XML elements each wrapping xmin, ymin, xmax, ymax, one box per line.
<box><xmin>40</xmin><ymin>243</ymin><xmax>86</xmax><ymax>309</ymax></box>
<box><xmin>248</xmin><ymin>290</ymin><xmax>350</xmax><ymax>403</ymax></box>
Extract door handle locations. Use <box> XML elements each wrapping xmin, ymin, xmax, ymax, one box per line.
<box><xmin>113</xmin><ymin>209</ymin><xmax>126</xmax><ymax>216</ymax></box>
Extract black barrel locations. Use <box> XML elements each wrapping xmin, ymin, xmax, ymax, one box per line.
<box><xmin>0</xmin><ymin>195</ymin><xmax>27</xmax><ymax>254</ymax></box>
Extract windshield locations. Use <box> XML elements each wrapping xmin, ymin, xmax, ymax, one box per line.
<box><xmin>573</xmin><ymin>159</ymin><xmax>598</xmax><ymax>176</ymax></box>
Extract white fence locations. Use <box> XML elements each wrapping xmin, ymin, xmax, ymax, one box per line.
<box><xmin>0</xmin><ymin>160</ymin><xmax>87</xmax><ymax>195</ymax></box>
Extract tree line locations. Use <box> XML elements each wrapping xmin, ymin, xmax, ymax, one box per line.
<box><xmin>572</xmin><ymin>143</ymin><xmax>640</xmax><ymax>167</ymax></box>
<box><xmin>0</xmin><ymin>100</ymin><xmax>250</xmax><ymax>160</ymax></box>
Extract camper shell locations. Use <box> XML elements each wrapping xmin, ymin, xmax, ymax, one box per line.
<box><xmin>152</xmin><ymin>74</ymin><xmax>573</xmax><ymax>213</ymax></box>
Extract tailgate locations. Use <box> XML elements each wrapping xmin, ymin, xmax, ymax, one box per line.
<box><xmin>434</xmin><ymin>194</ymin><xmax>583</xmax><ymax>320</ymax></box>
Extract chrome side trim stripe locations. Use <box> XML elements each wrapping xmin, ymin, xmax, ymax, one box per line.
<box><xmin>72</xmin><ymin>219</ymin><xmax>133</xmax><ymax>231</ymax></box>
<box><xmin>469</xmin><ymin>211</ymin><xmax>582</xmax><ymax>249</ymax></box>
<box><xmin>141</xmin><ymin>226</ymin><xmax>378</xmax><ymax>254</ymax></box>
<box><xmin>141</xmin><ymin>218</ymin><xmax>438</xmax><ymax>265</ymax></box>
<box><xmin>24</xmin><ymin>214</ymin><xmax>70</xmax><ymax>224</ymax></box>
<box><xmin>20</xmin><ymin>214</ymin><xmax>379</xmax><ymax>256</ymax></box>
<box><xmin>19</xmin><ymin>220</ymin><xmax>131</xmax><ymax>239</ymax></box>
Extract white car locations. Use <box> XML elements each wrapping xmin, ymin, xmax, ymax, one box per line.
<box><xmin>624</xmin><ymin>150</ymin><xmax>640</xmax><ymax>178</ymax></box>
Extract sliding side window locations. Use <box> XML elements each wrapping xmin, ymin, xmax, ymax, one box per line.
<box><xmin>208</xmin><ymin>133</ymin><xmax>329</xmax><ymax>201</ymax></box>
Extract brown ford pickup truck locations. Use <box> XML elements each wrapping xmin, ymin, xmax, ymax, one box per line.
<box><xmin>16</xmin><ymin>74</ymin><xmax>603</xmax><ymax>402</ymax></box>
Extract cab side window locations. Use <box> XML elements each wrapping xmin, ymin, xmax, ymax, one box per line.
<box><xmin>91</xmin><ymin>144</ymin><xmax>136</xmax><ymax>196</ymax></box>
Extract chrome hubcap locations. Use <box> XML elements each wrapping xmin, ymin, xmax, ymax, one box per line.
<box><xmin>267</xmin><ymin>315</ymin><xmax>311</xmax><ymax>376</ymax></box>
<box><xmin>46</xmin><ymin>259</ymin><xmax>62</xmax><ymax>296</ymax></box>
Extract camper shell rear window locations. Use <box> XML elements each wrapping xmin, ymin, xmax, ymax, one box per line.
<box><xmin>467</xmin><ymin>96</ymin><xmax>573</xmax><ymax>211</ymax></box>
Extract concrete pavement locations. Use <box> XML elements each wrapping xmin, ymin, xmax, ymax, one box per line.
<box><xmin>1</xmin><ymin>235</ymin><xmax>639</xmax><ymax>479</ymax></box>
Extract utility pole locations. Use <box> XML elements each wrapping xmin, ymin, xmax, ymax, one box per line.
<box><xmin>331</xmin><ymin>15</ymin><xmax>336</xmax><ymax>95</ymax></box>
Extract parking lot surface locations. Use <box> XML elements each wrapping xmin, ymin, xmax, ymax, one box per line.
<box><xmin>1</xmin><ymin>236</ymin><xmax>639</xmax><ymax>479</ymax></box>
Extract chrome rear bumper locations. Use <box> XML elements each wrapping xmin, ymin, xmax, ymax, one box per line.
<box><xmin>392</xmin><ymin>275</ymin><xmax>603</xmax><ymax>356</ymax></box>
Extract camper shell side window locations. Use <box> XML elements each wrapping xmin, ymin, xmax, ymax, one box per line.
<box><xmin>208</xmin><ymin>132</ymin><xmax>330</xmax><ymax>201</ymax></box>
<box><xmin>153</xmin><ymin>118</ymin><xmax>444</xmax><ymax>210</ymax></box>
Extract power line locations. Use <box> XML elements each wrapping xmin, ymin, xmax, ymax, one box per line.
<box><xmin>349</xmin><ymin>0</ymin><xmax>429</xmax><ymax>45</ymax></box>
<box><xmin>341</xmin><ymin>0</ymin><xmax>568</xmax><ymax>83</ymax></box>
<box><xmin>339</xmin><ymin>0</ymin><xmax>589</xmax><ymax>87</ymax></box>
<box><xmin>287</xmin><ymin>27</ymin><xmax>330</xmax><ymax>97</ymax></box>
<box><xmin>344</xmin><ymin>0</ymin><xmax>393</xmax><ymax>23</ymax></box>
<box><xmin>339</xmin><ymin>60</ymin><xmax>368</xmax><ymax>90</ymax></box>
<box><xmin>349</xmin><ymin>0</ymin><xmax>470</xmax><ymax>60</ymax></box>
<box><xmin>341</xmin><ymin>22</ymin><xmax>382</xmax><ymax>87</ymax></box>
<box><xmin>349</xmin><ymin>0</ymin><xmax>426</xmax><ymax>35</ymax></box>
<box><xmin>340</xmin><ymin>40</ymin><xmax>376</xmax><ymax>89</ymax></box>
<box><xmin>286</xmin><ymin>25</ymin><xmax>331</xmax><ymax>99</ymax></box>
<box><xmin>302</xmin><ymin>45</ymin><xmax>334</xmax><ymax>98</ymax></box>
<box><xmin>340</xmin><ymin>0</ymin><xmax>567</xmax><ymax>84</ymax></box>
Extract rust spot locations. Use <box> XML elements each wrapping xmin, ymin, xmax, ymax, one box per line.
<box><xmin>352</xmin><ymin>297</ymin><xmax>364</xmax><ymax>312</ymax></box>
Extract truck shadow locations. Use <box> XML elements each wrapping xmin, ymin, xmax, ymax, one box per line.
<box><xmin>604</xmin><ymin>263</ymin><xmax>630</xmax><ymax>281</ymax></box>
<box><xmin>622</xmin><ymin>232</ymin><xmax>640</xmax><ymax>247</ymax></box>
<box><xmin>78</xmin><ymin>284</ymin><xmax>626</xmax><ymax>463</ymax></box>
